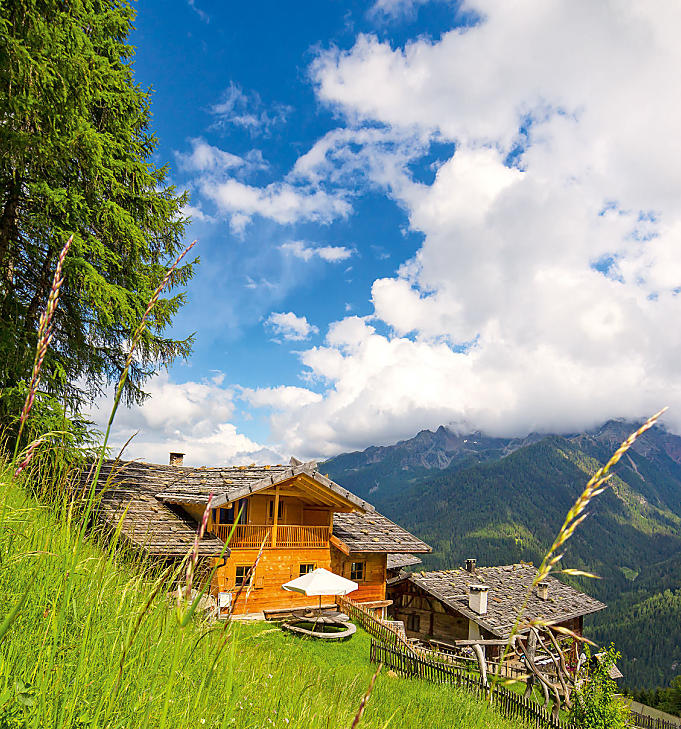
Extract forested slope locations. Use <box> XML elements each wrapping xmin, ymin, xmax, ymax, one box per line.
<box><xmin>324</xmin><ymin>421</ymin><xmax>681</xmax><ymax>688</ymax></box>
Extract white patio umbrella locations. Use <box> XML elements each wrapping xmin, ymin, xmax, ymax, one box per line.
<box><xmin>282</xmin><ymin>568</ymin><xmax>358</xmax><ymax>611</ymax></box>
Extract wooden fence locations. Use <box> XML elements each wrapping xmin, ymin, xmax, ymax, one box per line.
<box><xmin>335</xmin><ymin>595</ymin><xmax>419</xmax><ymax>655</ymax></box>
<box><xmin>419</xmin><ymin>642</ymin><xmax>528</xmax><ymax>681</ymax></box>
<box><xmin>629</xmin><ymin>710</ymin><xmax>681</xmax><ymax>729</ymax></box>
<box><xmin>370</xmin><ymin>640</ymin><xmax>566</xmax><ymax>729</ymax></box>
<box><xmin>212</xmin><ymin>524</ymin><xmax>329</xmax><ymax>548</ymax></box>
<box><xmin>336</xmin><ymin>595</ymin><xmax>528</xmax><ymax>680</ymax></box>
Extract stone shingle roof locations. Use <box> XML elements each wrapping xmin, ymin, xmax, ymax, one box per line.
<box><xmin>78</xmin><ymin>459</ymin><xmax>430</xmax><ymax>558</ymax></box>
<box><xmin>154</xmin><ymin>462</ymin><xmax>372</xmax><ymax>512</ymax></box>
<box><xmin>332</xmin><ymin>511</ymin><xmax>431</xmax><ymax>554</ymax></box>
<box><xmin>401</xmin><ymin>564</ymin><xmax>606</xmax><ymax>638</ymax></box>
<box><xmin>387</xmin><ymin>553</ymin><xmax>423</xmax><ymax>570</ymax></box>
<box><xmin>76</xmin><ymin>460</ymin><xmax>226</xmax><ymax>557</ymax></box>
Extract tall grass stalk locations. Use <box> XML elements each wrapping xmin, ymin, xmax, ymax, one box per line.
<box><xmin>12</xmin><ymin>234</ymin><xmax>73</xmax><ymax>473</ymax></box>
<box><xmin>492</xmin><ymin>408</ymin><xmax>668</xmax><ymax>698</ymax></box>
<box><xmin>350</xmin><ymin>662</ymin><xmax>382</xmax><ymax>729</ymax></box>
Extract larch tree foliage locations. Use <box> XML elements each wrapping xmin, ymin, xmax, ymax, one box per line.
<box><xmin>0</xmin><ymin>0</ymin><xmax>194</xmax><ymax>433</ymax></box>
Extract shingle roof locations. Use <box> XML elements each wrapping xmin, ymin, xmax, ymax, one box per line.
<box><xmin>154</xmin><ymin>462</ymin><xmax>372</xmax><ymax>512</ymax></box>
<box><xmin>387</xmin><ymin>553</ymin><xmax>423</xmax><ymax>570</ymax></box>
<box><xmin>75</xmin><ymin>460</ymin><xmax>226</xmax><ymax>557</ymax></box>
<box><xmin>400</xmin><ymin>564</ymin><xmax>606</xmax><ymax>638</ymax></box>
<box><xmin>77</xmin><ymin>459</ymin><xmax>430</xmax><ymax>558</ymax></box>
<box><xmin>332</xmin><ymin>511</ymin><xmax>431</xmax><ymax>554</ymax></box>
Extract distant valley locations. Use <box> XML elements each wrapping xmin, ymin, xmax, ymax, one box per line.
<box><xmin>323</xmin><ymin>420</ymin><xmax>681</xmax><ymax>688</ymax></box>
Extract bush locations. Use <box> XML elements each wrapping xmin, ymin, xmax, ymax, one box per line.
<box><xmin>568</xmin><ymin>644</ymin><xmax>630</xmax><ymax>729</ymax></box>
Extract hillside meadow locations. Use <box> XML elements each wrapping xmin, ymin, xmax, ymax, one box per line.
<box><xmin>0</xmin><ymin>462</ymin><xmax>521</xmax><ymax>729</ymax></box>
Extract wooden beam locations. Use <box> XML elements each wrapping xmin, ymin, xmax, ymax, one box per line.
<box><xmin>357</xmin><ymin>600</ymin><xmax>393</xmax><ymax>609</ymax></box>
<box><xmin>296</xmin><ymin>474</ymin><xmax>357</xmax><ymax>510</ymax></box>
<box><xmin>260</xmin><ymin>488</ymin><xmax>303</xmax><ymax>498</ymax></box>
<box><xmin>296</xmin><ymin>478</ymin><xmax>344</xmax><ymax>507</ymax></box>
<box><xmin>454</xmin><ymin>639</ymin><xmax>509</xmax><ymax>646</ymax></box>
<box><xmin>272</xmin><ymin>485</ymin><xmax>280</xmax><ymax>548</ymax></box>
<box><xmin>263</xmin><ymin>478</ymin><xmax>336</xmax><ymax>508</ymax></box>
<box><xmin>330</xmin><ymin>534</ymin><xmax>351</xmax><ymax>555</ymax></box>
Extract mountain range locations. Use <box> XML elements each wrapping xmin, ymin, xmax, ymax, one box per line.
<box><xmin>323</xmin><ymin>420</ymin><xmax>681</xmax><ymax>688</ymax></box>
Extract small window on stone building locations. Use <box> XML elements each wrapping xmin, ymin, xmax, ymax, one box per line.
<box><xmin>406</xmin><ymin>613</ymin><xmax>420</xmax><ymax>632</ymax></box>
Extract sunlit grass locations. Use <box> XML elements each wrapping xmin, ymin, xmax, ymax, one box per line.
<box><xmin>0</xmin><ymin>464</ymin><xmax>520</xmax><ymax>729</ymax></box>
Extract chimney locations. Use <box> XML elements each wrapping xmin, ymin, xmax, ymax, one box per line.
<box><xmin>468</xmin><ymin>584</ymin><xmax>489</xmax><ymax>615</ymax></box>
<box><xmin>465</xmin><ymin>558</ymin><xmax>477</xmax><ymax>574</ymax></box>
<box><xmin>537</xmin><ymin>581</ymin><xmax>549</xmax><ymax>600</ymax></box>
<box><xmin>169</xmin><ymin>452</ymin><xmax>185</xmax><ymax>466</ymax></box>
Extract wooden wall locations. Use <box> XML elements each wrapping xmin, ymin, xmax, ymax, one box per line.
<box><xmin>213</xmin><ymin>546</ymin><xmax>332</xmax><ymax>615</ymax></box>
<box><xmin>182</xmin><ymin>493</ymin><xmax>388</xmax><ymax>615</ymax></box>
<box><xmin>211</xmin><ymin>546</ymin><xmax>389</xmax><ymax>615</ymax></box>
<box><xmin>387</xmin><ymin>580</ymin><xmax>471</xmax><ymax>643</ymax></box>
<box><xmin>330</xmin><ymin>548</ymin><xmax>387</xmax><ymax>603</ymax></box>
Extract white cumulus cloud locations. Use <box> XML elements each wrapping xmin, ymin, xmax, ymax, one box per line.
<box><xmin>265</xmin><ymin>312</ymin><xmax>319</xmax><ymax>341</ymax></box>
<box><xmin>125</xmin><ymin>2</ymin><xmax>681</xmax><ymax>461</ymax></box>
<box><xmin>88</xmin><ymin>372</ymin><xmax>286</xmax><ymax>466</ymax></box>
<box><xmin>176</xmin><ymin>138</ymin><xmax>245</xmax><ymax>174</ymax></box>
<box><xmin>241</xmin><ymin>385</ymin><xmax>323</xmax><ymax>409</ymax></box>
<box><xmin>201</xmin><ymin>178</ymin><xmax>351</xmax><ymax>233</ymax></box>
<box><xmin>280</xmin><ymin>240</ymin><xmax>354</xmax><ymax>263</ymax></box>
<box><xmin>250</xmin><ymin>0</ymin><xmax>681</xmax><ymax>456</ymax></box>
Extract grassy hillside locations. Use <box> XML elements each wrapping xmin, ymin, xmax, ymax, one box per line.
<box><xmin>0</xmin><ymin>465</ymin><xmax>519</xmax><ymax>729</ymax></box>
<box><xmin>325</xmin><ymin>424</ymin><xmax>681</xmax><ymax>688</ymax></box>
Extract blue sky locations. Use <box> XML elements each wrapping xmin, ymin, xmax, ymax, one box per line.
<box><xmin>126</xmin><ymin>0</ymin><xmax>449</xmax><ymax>447</ymax></box>
<box><xmin>100</xmin><ymin>1</ymin><xmax>681</xmax><ymax>465</ymax></box>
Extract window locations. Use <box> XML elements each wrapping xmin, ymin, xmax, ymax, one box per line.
<box><xmin>299</xmin><ymin>563</ymin><xmax>315</xmax><ymax>577</ymax></box>
<box><xmin>235</xmin><ymin>565</ymin><xmax>253</xmax><ymax>587</ymax></box>
<box><xmin>213</xmin><ymin>507</ymin><xmax>230</xmax><ymax>525</ymax></box>
<box><xmin>213</xmin><ymin>499</ymin><xmax>248</xmax><ymax>525</ymax></box>
<box><xmin>268</xmin><ymin>498</ymin><xmax>284</xmax><ymax>521</ymax></box>
<box><xmin>350</xmin><ymin>561</ymin><xmax>365</xmax><ymax>582</ymax></box>
<box><xmin>406</xmin><ymin>614</ymin><xmax>420</xmax><ymax>632</ymax></box>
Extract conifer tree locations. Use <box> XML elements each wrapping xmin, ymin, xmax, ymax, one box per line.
<box><xmin>0</xmin><ymin>0</ymin><xmax>194</xmax><ymax>426</ymax></box>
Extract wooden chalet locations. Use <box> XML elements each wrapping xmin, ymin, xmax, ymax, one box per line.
<box><xmin>81</xmin><ymin>455</ymin><xmax>431</xmax><ymax>615</ymax></box>
<box><xmin>387</xmin><ymin>561</ymin><xmax>606</xmax><ymax>657</ymax></box>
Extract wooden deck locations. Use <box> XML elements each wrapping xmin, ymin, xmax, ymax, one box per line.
<box><xmin>212</xmin><ymin>524</ymin><xmax>330</xmax><ymax>549</ymax></box>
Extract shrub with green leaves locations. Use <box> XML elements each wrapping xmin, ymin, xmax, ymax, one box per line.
<box><xmin>568</xmin><ymin>644</ymin><xmax>630</xmax><ymax>729</ymax></box>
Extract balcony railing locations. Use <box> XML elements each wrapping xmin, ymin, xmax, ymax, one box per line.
<box><xmin>212</xmin><ymin>524</ymin><xmax>330</xmax><ymax>549</ymax></box>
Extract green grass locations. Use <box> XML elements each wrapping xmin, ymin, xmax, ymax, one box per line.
<box><xmin>0</xmin><ymin>465</ymin><xmax>521</xmax><ymax>729</ymax></box>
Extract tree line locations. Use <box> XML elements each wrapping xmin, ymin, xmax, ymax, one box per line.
<box><xmin>0</xmin><ymin>0</ymin><xmax>194</xmax><ymax>443</ymax></box>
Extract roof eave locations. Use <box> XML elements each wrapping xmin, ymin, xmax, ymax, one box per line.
<box><xmin>346</xmin><ymin>545</ymin><xmax>431</xmax><ymax>554</ymax></box>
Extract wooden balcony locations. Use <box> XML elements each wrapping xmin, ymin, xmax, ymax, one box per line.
<box><xmin>212</xmin><ymin>524</ymin><xmax>330</xmax><ymax>549</ymax></box>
